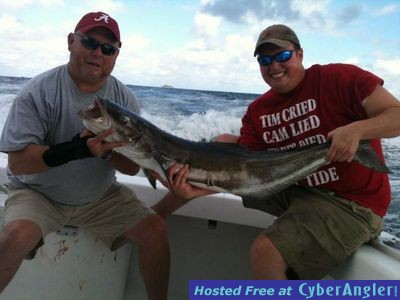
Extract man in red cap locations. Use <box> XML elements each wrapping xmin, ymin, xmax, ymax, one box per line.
<box><xmin>75</xmin><ymin>12</ymin><xmax>121</xmax><ymax>44</ymax></box>
<box><xmin>153</xmin><ymin>24</ymin><xmax>400</xmax><ymax>280</ymax></box>
<box><xmin>0</xmin><ymin>12</ymin><xmax>169</xmax><ymax>299</ymax></box>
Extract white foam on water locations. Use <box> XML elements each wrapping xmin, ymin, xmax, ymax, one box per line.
<box><xmin>0</xmin><ymin>94</ymin><xmax>15</xmax><ymax>131</ymax></box>
<box><xmin>141</xmin><ymin>109</ymin><xmax>242</xmax><ymax>141</ymax></box>
<box><xmin>384</xmin><ymin>137</ymin><xmax>400</xmax><ymax>148</ymax></box>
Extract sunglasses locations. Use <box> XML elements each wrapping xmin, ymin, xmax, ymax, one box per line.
<box><xmin>257</xmin><ymin>50</ymin><xmax>295</xmax><ymax>66</ymax></box>
<box><xmin>74</xmin><ymin>33</ymin><xmax>119</xmax><ymax>56</ymax></box>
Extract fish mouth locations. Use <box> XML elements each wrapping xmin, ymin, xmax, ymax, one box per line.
<box><xmin>79</xmin><ymin>96</ymin><xmax>112</xmax><ymax>130</ymax></box>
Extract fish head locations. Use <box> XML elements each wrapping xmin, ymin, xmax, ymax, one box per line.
<box><xmin>79</xmin><ymin>96</ymin><xmax>145</xmax><ymax>143</ymax></box>
<box><xmin>79</xmin><ymin>96</ymin><xmax>113</xmax><ymax>134</ymax></box>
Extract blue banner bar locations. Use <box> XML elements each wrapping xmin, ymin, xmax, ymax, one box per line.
<box><xmin>189</xmin><ymin>280</ymin><xmax>399</xmax><ymax>300</ymax></box>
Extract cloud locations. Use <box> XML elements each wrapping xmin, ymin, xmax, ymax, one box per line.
<box><xmin>291</xmin><ymin>0</ymin><xmax>329</xmax><ymax>17</ymax></box>
<box><xmin>0</xmin><ymin>0</ymin><xmax>64</xmax><ymax>10</ymax></box>
<box><xmin>0</xmin><ymin>14</ymin><xmax>24</xmax><ymax>33</ymax></box>
<box><xmin>1</xmin><ymin>0</ymin><xmax>399</xmax><ymax>96</ymax></box>
<box><xmin>75</xmin><ymin>0</ymin><xmax>123</xmax><ymax>15</ymax></box>
<box><xmin>370</xmin><ymin>57</ymin><xmax>400</xmax><ymax>98</ymax></box>
<box><xmin>116</xmin><ymin>1</ymin><xmax>400</xmax><ymax>94</ymax></box>
<box><xmin>0</xmin><ymin>13</ymin><xmax>67</xmax><ymax>77</ymax></box>
<box><xmin>290</xmin><ymin>0</ymin><xmax>330</xmax><ymax>28</ymax></box>
<box><xmin>199</xmin><ymin>0</ymin><xmax>350</xmax><ymax>30</ymax></box>
<box><xmin>374</xmin><ymin>57</ymin><xmax>400</xmax><ymax>76</ymax></box>
<box><xmin>115</xmin><ymin>22</ymin><xmax>261</xmax><ymax>93</ymax></box>
<box><xmin>342</xmin><ymin>57</ymin><xmax>360</xmax><ymax>65</ymax></box>
<box><xmin>0</xmin><ymin>0</ymin><xmax>32</xmax><ymax>10</ymax></box>
<box><xmin>372</xmin><ymin>4</ymin><xmax>400</xmax><ymax>16</ymax></box>
<box><xmin>337</xmin><ymin>4</ymin><xmax>363</xmax><ymax>24</ymax></box>
<box><xmin>201</xmin><ymin>0</ymin><xmax>299</xmax><ymax>24</ymax></box>
<box><xmin>200</xmin><ymin>0</ymin><xmax>368</xmax><ymax>32</ymax></box>
<box><xmin>194</xmin><ymin>12</ymin><xmax>222</xmax><ymax>39</ymax></box>
<box><xmin>116</xmin><ymin>33</ymin><xmax>151</xmax><ymax>75</ymax></box>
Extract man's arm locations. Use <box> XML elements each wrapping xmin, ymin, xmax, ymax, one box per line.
<box><xmin>151</xmin><ymin>192</ymin><xmax>192</xmax><ymax>220</ymax></box>
<box><xmin>8</xmin><ymin>144</ymin><xmax>50</xmax><ymax>175</ymax></box>
<box><xmin>8</xmin><ymin>129</ymin><xmax>140</xmax><ymax>176</ymax></box>
<box><xmin>327</xmin><ymin>84</ymin><xmax>400</xmax><ymax>162</ymax></box>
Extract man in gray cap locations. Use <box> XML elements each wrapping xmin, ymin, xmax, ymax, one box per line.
<box><xmin>0</xmin><ymin>12</ymin><xmax>169</xmax><ymax>299</ymax></box>
<box><xmin>154</xmin><ymin>24</ymin><xmax>400</xmax><ymax>280</ymax></box>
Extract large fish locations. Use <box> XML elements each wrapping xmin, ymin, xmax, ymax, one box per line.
<box><xmin>79</xmin><ymin>96</ymin><xmax>390</xmax><ymax>199</ymax></box>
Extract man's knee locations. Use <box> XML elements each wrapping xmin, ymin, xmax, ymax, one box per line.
<box><xmin>251</xmin><ymin>235</ymin><xmax>273</xmax><ymax>257</ymax></box>
<box><xmin>0</xmin><ymin>220</ymin><xmax>42</xmax><ymax>255</ymax></box>
<box><xmin>250</xmin><ymin>235</ymin><xmax>286</xmax><ymax>266</ymax></box>
<box><xmin>125</xmin><ymin>214</ymin><xmax>167</xmax><ymax>243</ymax></box>
<box><xmin>250</xmin><ymin>235</ymin><xmax>289</xmax><ymax>279</ymax></box>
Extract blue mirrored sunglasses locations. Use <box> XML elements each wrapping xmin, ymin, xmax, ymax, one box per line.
<box><xmin>74</xmin><ymin>33</ymin><xmax>119</xmax><ymax>56</ymax></box>
<box><xmin>257</xmin><ymin>50</ymin><xmax>295</xmax><ymax>66</ymax></box>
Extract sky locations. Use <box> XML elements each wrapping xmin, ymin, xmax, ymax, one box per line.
<box><xmin>0</xmin><ymin>0</ymin><xmax>399</xmax><ymax>96</ymax></box>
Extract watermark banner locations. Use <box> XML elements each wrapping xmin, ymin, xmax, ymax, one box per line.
<box><xmin>189</xmin><ymin>280</ymin><xmax>399</xmax><ymax>300</ymax></box>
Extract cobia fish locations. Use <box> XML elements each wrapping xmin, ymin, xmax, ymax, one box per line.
<box><xmin>79</xmin><ymin>96</ymin><xmax>390</xmax><ymax>199</ymax></box>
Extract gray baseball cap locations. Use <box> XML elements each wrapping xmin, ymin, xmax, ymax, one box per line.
<box><xmin>254</xmin><ymin>24</ymin><xmax>301</xmax><ymax>56</ymax></box>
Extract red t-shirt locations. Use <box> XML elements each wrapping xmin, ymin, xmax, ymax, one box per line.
<box><xmin>239</xmin><ymin>63</ymin><xmax>390</xmax><ymax>217</ymax></box>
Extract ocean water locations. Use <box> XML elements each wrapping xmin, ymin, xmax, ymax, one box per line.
<box><xmin>0</xmin><ymin>76</ymin><xmax>399</xmax><ymax>237</ymax></box>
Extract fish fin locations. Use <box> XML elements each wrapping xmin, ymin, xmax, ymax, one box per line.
<box><xmin>152</xmin><ymin>153</ymin><xmax>186</xmax><ymax>199</ymax></box>
<box><xmin>354</xmin><ymin>141</ymin><xmax>390</xmax><ymax>173</ymax></box>
<box><xmin>143</xmin><ymin>168</ymin><xmax>158</xmax><ymax>189</ymax></box>
<box><xmin>152</xmin><ymin>153</ymin><xmax>174</xmax><ymax>187</ymax></box>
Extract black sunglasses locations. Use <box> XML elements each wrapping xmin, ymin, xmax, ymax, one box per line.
<box><xmin>257</xmin><ymin>50</ymin><xmax>295</xmax><ymax>66</ymax></box>
<box><xmin>74</xmin><ymin>33</ymin><xmax>119</xmax><ymax>56</ymax></box>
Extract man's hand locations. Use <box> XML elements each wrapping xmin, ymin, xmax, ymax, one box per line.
<box><xmin>155</xmin><ymin>163</ymin><xmax>215</xmax><ymax>200</ymax></box>
<box><xmin>83</xmin><ymin>129</ymin><xmax>127</xmax><ymax>158</ymax></box>
<box><xmin>83</xmin><ymin>129</ymin><xmax>141</xmax><ymax>175</ymax></box>
<box><xmin>326</xmin><ymin>123</ymin><xmax>361</xmax><ymax>163</ymax></box>
<box><xmin>150</xmin><ymin>163</ymin><xmax>216</xmax><ymax>219</ymax></box>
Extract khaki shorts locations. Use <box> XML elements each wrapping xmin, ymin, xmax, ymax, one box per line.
<box><xmin>3</xmin><ymin>182</ymin><xmax>153</xmax><ymax>258</ymax></box>
<box><xmin>243</xmin><ymin>185</ymin><xmax>383</xmax><ymax>279</ymax></box>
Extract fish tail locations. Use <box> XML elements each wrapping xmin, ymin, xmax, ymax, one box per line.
<box><xmin>354</xmin><ymin>141</ymin><xmax>390</xmax><ymax>173</ymax></box>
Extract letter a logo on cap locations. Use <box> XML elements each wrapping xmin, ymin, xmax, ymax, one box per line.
<box><xmin>94</xmin><ymin>13</ymin><xmax>110</xmax><ymax>24</ymax></box>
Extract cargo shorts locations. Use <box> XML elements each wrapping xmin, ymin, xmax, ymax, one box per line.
<box><xmin>243</xmin><ymin>185</ymin><xmax>383</xmax><ymax>279</ymax></box>
<box><xmin>3</xmin><ymin>181</ymin><xmax>153</xmax><ymax>258</ymax></box>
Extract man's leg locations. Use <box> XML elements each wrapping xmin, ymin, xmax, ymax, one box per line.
<box><xmin>250</xmin><ymin>235</ymin><xmax>288</xmax><ymax>279</ymax></box>
<box><xmin>124</xmin><ymin>214</ymin><xmax>170</xmax><ymax>300</ymax></box>
<box><xmin>151</xmin><ymin>191</ymin><xmax>190</xmax><ymax>219</ymax></box>
<box><xmin>0</xmin><ymin>220</ymin><xmax>42</xmax><ymax>293</ymax></box>
<box><xmin>76</xmin><ymin>182</ymin><xmax>170</xmax><ymax>299</ymax></box>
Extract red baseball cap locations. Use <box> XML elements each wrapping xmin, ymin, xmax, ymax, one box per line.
<box><xmin>75</xmin><ymin>12</ymin><xmax>121</xmax><ymax>47</ymax></box>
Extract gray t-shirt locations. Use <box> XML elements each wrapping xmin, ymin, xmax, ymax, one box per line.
<box><xmin>0</xmin><ymin>64</ymin><xmax>140</xmax><ymax>205</ymax></box>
